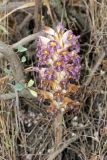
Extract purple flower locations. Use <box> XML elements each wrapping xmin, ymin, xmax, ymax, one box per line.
<box><xmin>72</xmin><ymin>56</ymin><xmax>80</xmax><ymax>64</ymax></box>
<box><xmin>54</xmin><ymin>60</ymin><xmax>64</xmax><ymax>72</ymax></box>
<box><xmin>44</xmin><ymin>69</ymin><xmax>56</xmax><ymax>80</ymax></box>
<box><xmin>37</xmin><ymin>48</ymin><xmax>53</xmax><ymax>66</ymax></box>
<box><xmin>62</xmin><ymin>30</ymin><xmax>73</xmax><ymax>44</ymax></box>
<box><xmin>70</xmin><ymin>52</ymin><xmax>80</xmax><ymax>65</ymax></box>
<box><xmin>65</xmin><ymin>64</ymin><xmax>73</xmax><ymax>73</ymax></box>
<box><xmin>62</xmin><ymin>30</ymin><xmax>80</xmax><ymax>47</ymax></box>
<box><xmin>66</xmin><ymin>64</ymin><xmax>81</xmax><ymax>80</ymax></box>
<box><xmin>71</xmin><ymin>35</ymin><xmax>80</xmax><ymax>46</ymax></box>
<box><xmin>47</xmin><ymin>40</ymin><xmax>61</xmax><ymax>53</ymax></box>
<box><xmin>59</xmin><ymin>50</ymin><xmax>71</xmax><ymax>61</ymax></box>
<box><xmin>74</xmin><ymin>43</ymin><xmax>80</xmax><ymax>53</ymax></box>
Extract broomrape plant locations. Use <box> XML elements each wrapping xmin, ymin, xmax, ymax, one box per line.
<box><xmin>35</xmin><ymin>24</ymin><xmax>81</xmax><ymax>114</ymax></box>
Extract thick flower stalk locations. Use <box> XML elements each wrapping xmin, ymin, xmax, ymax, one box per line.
<box><xmin>36</xmin><ymin>24</ymin><xmax>81</xmax><ymax>114</ymax></box>
<box><xmin>35</xmin><ymin>24</ymin><xmax>81</xmax><ymax>155</ymax></box>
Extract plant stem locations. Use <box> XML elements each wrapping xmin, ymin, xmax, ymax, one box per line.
<box><xmin>54</xmin><ymin>111</ymin><xmax>63</xmax><ymax>160</ymax></box>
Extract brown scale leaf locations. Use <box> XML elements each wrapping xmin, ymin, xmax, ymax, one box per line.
<box><xmin>67</xmin><ymin>84</ymin><xmax>80</xmax><ymax>94</ymax></box>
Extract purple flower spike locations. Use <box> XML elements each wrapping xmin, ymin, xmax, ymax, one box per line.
<box><xmin>36</xmin><ymin>24</ymin><xmax>81</xmax><ymax>113</ymax></box>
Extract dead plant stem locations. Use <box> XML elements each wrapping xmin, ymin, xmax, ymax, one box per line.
<box><xmin>54</xmin><ymin>111</ymin><xmax>63</xmax><ymax>160</ymax></box>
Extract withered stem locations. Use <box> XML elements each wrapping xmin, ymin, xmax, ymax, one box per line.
<box><xmin>54</xmin><ymin>111</ymin><xmax>63</xmax><ymax>159</ymax></box>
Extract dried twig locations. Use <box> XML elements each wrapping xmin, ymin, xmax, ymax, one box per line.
<box><xmin>34</xmin><ymin>0</ymin><xmax>42</xmax><ymax>32</ymax></box>
<box><xmin>0</xmin><ymin>2</ymin><xmax>29</xmax><ymax>12</ymax></box>
<box><xmin>0</xmin><ymin>90</ymin><xmax>35</xmax><ymax>100</ymax></box>
<box><xmin>84</xmin><ymin>51</ymin><xmax>105</xmax><ymax>86</ymax></box>
<box><xmin>0</xmin><ymin>41</ymin><xmax>25</xmax><ymax>83</ymax></box>
<box><xmin>0</xmin><ymin>92</ymin><xmax>16</xmax><ymax>100</ymax></box>
<box><xmin>54</xmin><ymin>112</ymin><xmax>63</xmax><ymax>145</ymax></box>
<box><xmin>12</xmin><ymin>32</ymin><xmax>42</xmax><ymax>49</ymax></box>
<box><xmin>44</xmin><ymin>0</ymin><xmax>55</xmax><ymax>25</ymax></box>
<box><xmin>47</xmin><ymin>136</ymin><xmax>78</xmax><ymax>160</ymax></box>
<box><xmin>54</xmin><ymin>112</ymin><xmax>63</xmax><ymax>160</ymax></box>
<box><xmin>0</xmin><ymin>2</ymin><xmax>35</xmax><ymax>22</ymax></box>
<box><xmin>19</xmin><ymin>14</ymin><xmax>32</xmax><ymax>31</ymax></box>
<box><xmin>0</xmin><ymin>32</ymin><xmax>43</xmax><ymax>58</ymax></box>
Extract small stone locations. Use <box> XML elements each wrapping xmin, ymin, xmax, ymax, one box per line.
<box><xmin>100</xmin><ymin>70</ymin><xmax>105</xmax><ymax>75</ymax></box>
<box><xmin>78</xmin><ymin>123</ymin><xmax>84</xmax><ymax>127</ymax></box>
<box><xmin>73</xmin><ymin>116</ymin><xmax>78</xmax><ymax>121</ymax></box>
<box><xmin>26</xmin><ymin>154</ymin><xmax>33</xmax><ymax>160</ymax></box>
<box><xmin>39</xmin><ymin>113</ymin><xmax>43</xmax><ymax>117</ymax></box>
<box><xmin>27</xmin><ymin>122</ymin><xmax>32</xmax><ymax>127</ymax></box>
<box><xmin>72</xmin><ymin>132</ymin><xmax>76</xmax><ymax>136</ymax></box>
<box><xmin>39</xmin><ymin>151</ymin><xmax>42</xmax><ymax>155</ymax></box>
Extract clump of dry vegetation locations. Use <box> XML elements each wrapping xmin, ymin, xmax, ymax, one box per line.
<box><xmin>0</xmin><ymin>0</ymin><xmax>107</xmax><ymax>160</ymax></box>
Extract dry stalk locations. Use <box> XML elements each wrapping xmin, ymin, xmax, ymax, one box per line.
<box><xmin>54</xmin><ymin>112</ymin><xmax>63</xmax><ymax>145</ymax></box>
<box><xmin>0</xmin><ymin>41</ymin><xmax>25</xmax><ymax>83</ymax></box>
<box><xmin>34</xmin><ymin>0</ymin><xmax>42</xmax><ymax>32</ymax></box>
<box><xmin>85</xmin><ymin>50</ymin><xmax>105</xmax><ymax>86</ymax></box>
<box><xmin>47</xmin><ymin>135</ymin><xmax>79</xmax><ymax>160</ymax></box>
<box><xmin>0</xmin><ymin>2</ymin><xmax>35</xmax><ymax>22</ymax></box>
<box><xmin>54</xmin><ymin>112</ymin><xmax>63</xmax><ymax>159</ymax></box>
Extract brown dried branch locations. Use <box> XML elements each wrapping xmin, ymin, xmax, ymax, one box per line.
<box><xmin>0</xmin><ymin>41</ymin><xmax>25</xmax><ymax>83</ymax></box>
<box><xmin>47</xmin><ymin>136</ymin><xmax>78</xmax><ymax>160</ymax></box>
<box><xmin>34</xmin><ymin>0</ymin><xmax>42</xmax><ymax>32</ymax></box>
<box><xmin>0</xmin><ymin>2</ymin><xmax>28</xmax><ymax>12</ymax></box>
<box><xmin>54</xmin><ymin>112</ymin><xmax>63</xmax><ymax>145</ymax></box>
<box><xmin>0</xmin><ymin>2</ymin><xmax>35</xmax><ymax>22</ymax></box>
<box><xmin>0</xmin><ymin>92</ymin><xmax>16</xmax><ymax>100</ymax></box>
<box><xmin>85</xmin><ymin>51</ymin><xmax>105</xmax><ymax>86</ymax></box>
<box><xmin>0</xmin><ymin>32</ymin><xmax>44</xmax><ymax>59</ymax></box>
<box><xmin>0</xmin><ymin>90</ymin><xmax>35</xmax><ymax>100</ymax></box>
<box><xmin>54</xmin><ymin>112</ymin><xmax>63</xmax><ymax>160</ymax></box>
<box><xmin>12</xmin><ymin>32</ymin><xmax>42</xmax><ymax>49</ymax></box>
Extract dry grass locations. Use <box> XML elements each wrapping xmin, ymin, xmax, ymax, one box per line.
<box><xmin>0</xmin><ymin>0</ymin><xmax>107</xmax><ymax>160</ymax></box>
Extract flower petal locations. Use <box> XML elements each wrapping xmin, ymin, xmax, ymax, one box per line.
<box><xmin>56</xmin><ymin>23</ymin><xmax>65</xmax><ymax>33</ymax></box>
<box><xmin>44</xmin><ymin>26</ymin><xmax>56</xmax><ymax>36</ymax></box>
<box><xmin>39</xmin><ymin>36</ymin><xmax>50</xmax><ymax>46</ymax></box>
